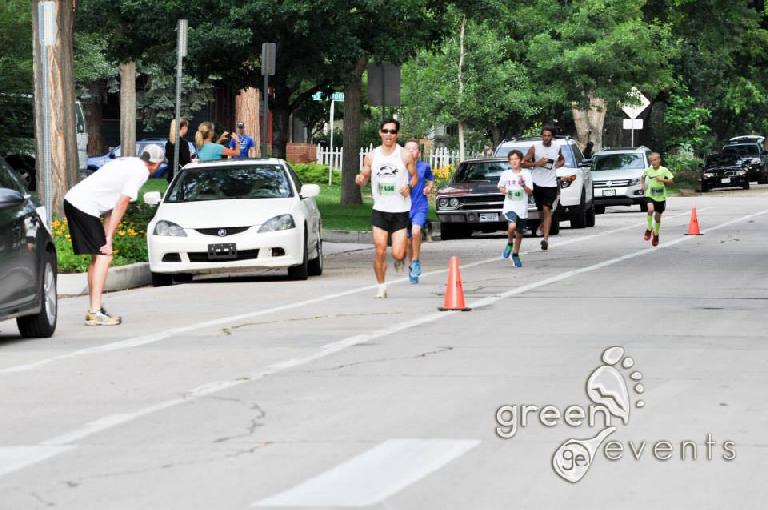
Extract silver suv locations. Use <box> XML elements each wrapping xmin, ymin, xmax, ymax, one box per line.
<box><xmin>591</xmin><ymin>147</ymin><xmax>651</xmax><ymax>214</ymax></box>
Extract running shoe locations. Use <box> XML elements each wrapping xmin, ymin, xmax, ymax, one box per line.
<box><xmin>393</xmin><ymin>258</ymin><xmax>405</xmax><ymax>272</ymax></box>
<box><xmin>502</xmin><ymin>244</ymin><xmax>513</xmax><ymax>259</ymax></box>
<box><xmin>512</xmin><ymin>254</ymin><xmax>522</xmax><ymax>267</ymax></box>
<box><xmin>85</xmin><ymin>308</ymin><xmax>122</xmax><ymax>326</ymax></box>
<box><xmin>644</xmin><ymin>229</ymin><xmax>652</xmax><ymax>241</ymax></box>
<box><xmin>375</xmin><ymin>284</ymin><xmax>388</xmax><ymax>298</ymax></box>
<box><xmin>540</xmin><ymin>239</ymin><xmax>549</xmax><ymax>251</ymax></box>
<box><xmin>408</xmin><ymin>260</ymin><xmax>421</xmax><ymax>284</ymax></box>
<box><xmin>652</xmin><ymin>233</ymin><xmax>659</xmax><ymax>247</ymax></box>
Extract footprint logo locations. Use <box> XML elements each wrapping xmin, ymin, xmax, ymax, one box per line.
<box><xmin>552</xmin><ymin>346</ymin><xmax>645</xmax><ymax>483</ymax></box>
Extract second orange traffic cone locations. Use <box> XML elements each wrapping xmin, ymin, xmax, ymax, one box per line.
<box><xmin>439</xmin><ymin>256</ymin><xmax>471</xmax><ymax>311</ymax></box>
<box><xmin>685</xmin><ymin>208</ymin><xmax>702</xmax><ymax>235</ymax></box>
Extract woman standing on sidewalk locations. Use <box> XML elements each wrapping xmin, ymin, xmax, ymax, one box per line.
<box><xmin>164</xmin><ymin>118</ymin><xmax>191</xmax><ymax>182</ymax></box>
<box><xmin>194</xmin><ymin>121</ymin><xmax>241</xmax><ymax>161</ymax></box>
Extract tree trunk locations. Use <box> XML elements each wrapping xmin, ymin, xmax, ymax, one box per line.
<box><xmin>236</xmin><ymin>87</ymin><xmax>260</xmax><ymax>157</ymax></box>
<box><xmin>341</xmin><ymin>58</ymin><xmax>367</xmax><ymax>206</ymax></box>
<box><xmin>271</xmin><ymin>105</ymin><xmax>290</xmax><ymax>159</ymax></box>
<box><xmin>119</xmin><ymin>61</ymin><xmax>136</xmax><ymax>157</ymax></box>
<box><xmin>457</xmin><ymin>15</ymin><xmax>466</xmax><ymax>161</ymax></box>
<box><xmin>84</xmin><ymin>79</ymin><xmax>105</xmax><ymax>156</ymax></box>
<box><xmin>572</xmin><ymin>95</ymin><xmax>606</xmax><ymax>150</ymax></box>
<box><xmin>32</xmin><ymin>0</ymin><xmax>78</xmax><ymax>219</ymax></box>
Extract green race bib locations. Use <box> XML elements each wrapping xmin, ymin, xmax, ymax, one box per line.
<box><xmin>508</xmin><ymin>188</ymin><xmax>525</xmax><ymax>201</ymax></box>
<box><xmin>379</xmin><ymin>183</ymin><xmax>396</xmax><ymax>195</ymax></box>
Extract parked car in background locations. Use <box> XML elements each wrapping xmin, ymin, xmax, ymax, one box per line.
<box><xmin>721</xmin><ymin>136</ymin><xmax>768</xmax><ymax>184</ymax></box>
<box><xmin>590</xmin><ymin>147</ymin><xmax>652</xmax><ymax>214</ymax></box>
<box><xmin>435</xmin><ymin>157</ymin><xmax>560</xmax><ymax>239</ymax></box>
<box><xmin>495</xmin><ymin>136</ymin><xmax>595</xmax><ymax>228</ymax></box>
<box><xmin>0</xmin><ymin>156</ymin><xmax>57</xmax><ymax>338</ymax></box>
<box><xmin>145</xmin><ymin>159</ymin><xmax>323</xmax><ymax>285</ymax></box>
<box><xmin>700</xmin><ymin>153</ymin><xmax>750</xmax><ymax>192</ymax></box>
<box><xmin>88</xmin><ymin>138</ymin><xmax>197</xmax><ymax>178</ymax></box>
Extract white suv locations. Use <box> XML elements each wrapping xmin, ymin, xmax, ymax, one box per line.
<box><xmin>495</xmin><ymin>136</ymin><xmax>595</xmax><ymax>228</ymax></box>
<box><xmin>591</xmin><ymin>147</ymin><xmax>651</xmax><ymax>214</ymax></box>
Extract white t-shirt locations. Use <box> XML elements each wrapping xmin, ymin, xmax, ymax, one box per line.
<box><xmin>371</xmin><ymin>145</ymin><xmax>411</xmax><ymax>213</ymax></box>
<box><xmin>65</xmin><ymin>157</ymin><xmax>149</xmax><ymax>217</ymax></box>
<box><xmin>498</xmin><ymin>169</ymin><xmax>532</xmax><ymax>218</ymax></box>
<box><xmin>531</xmin><ymin>141</ymin><xmax>560</xmax><ymax>188</ymax></box>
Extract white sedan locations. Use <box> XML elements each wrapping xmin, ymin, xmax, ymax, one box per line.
<box><xmin>145</xmin><ymin>159</ymin><xmax>323</xmax><ymax>285</ymax></box>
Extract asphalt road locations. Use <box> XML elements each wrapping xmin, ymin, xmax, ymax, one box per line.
<box><xmin>1</xmin><ymin>188</ymin><xmax>767</xmax><ymax>509</ymax></box>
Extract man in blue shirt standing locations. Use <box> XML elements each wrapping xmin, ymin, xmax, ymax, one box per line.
<box><xmin>229</xmin><ymin>121</ymin><xmax>255</xmax><ymax>159</ymax></box>
<box><xmin>404</xmin><ymin>140</ymin><xmax>434</xmax><ymax>284</ymax></box>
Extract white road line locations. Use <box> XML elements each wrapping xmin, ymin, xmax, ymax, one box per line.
<box><xmin>0</xmin><ymin>446</ymin><xmax>75</xmax><ymax>478</ymax></box>
<box><xmin>252</xmin><ymin>439</ymin><xmax>480</xmax><ymax>507</ymax></box>
<box><xmin>0</xmin><ymin>212</ymin><xmax>688</xmax><ymax>377</ymax></box>
<box><xmin>4</xmin><ymin>207</ymin><xmax>758</xmax><ymax>481</ymax></box>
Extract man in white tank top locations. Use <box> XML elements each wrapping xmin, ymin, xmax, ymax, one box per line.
<box><xmin>523</xmin><ymin>126</ymin><xmax>564</xmax><ymax>251</ymax></box>
<box><xmin>356</xmin><ymin>118</ymin><xmax>418</xmax><ymax>298</ymax></box>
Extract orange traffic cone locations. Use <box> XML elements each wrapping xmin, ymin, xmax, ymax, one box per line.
<box><xmin>439</xmin><ymin>256</ymin><xmax>471</xmax><ymax>311</ymax></box>
<box><xmin>685</xmin><ymin>208</ymin><xmax>702</xmax><ymax>235</ymax></box>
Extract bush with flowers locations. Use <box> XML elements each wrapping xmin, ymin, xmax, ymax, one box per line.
<box><xmin>432</xmin><ymin>164</ymin><xmax>456</xmax><ymax>189</ymax></box>
<box><xmin>52</xmin><ymin>202</ymin><xmax>153</xmax><ymax>273</ymax></box>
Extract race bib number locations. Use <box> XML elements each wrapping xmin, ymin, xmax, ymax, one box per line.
<box><xmin>507</xmin><ymin>188</ymin><xmax>525</xmax><ymax>201</ymax></box>
<box><xmin>650</xmin><ymin>186</ymin><xmax>664</xmax><ymax>196</ymax></box>
<box><xmin>378</xmin><ymin>182</ymin><xmax>397</xmax><ymax>195</ymax></box>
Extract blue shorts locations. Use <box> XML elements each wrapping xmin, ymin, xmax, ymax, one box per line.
<box><xmin>408</xmin><ymin>209</ymin><xmax>428</xmax><ymax>238</ymax></box>
<box><xmin>504</xmin><ymin>211</ymin><xmax>526</xmax><ymax>229</ymax></box>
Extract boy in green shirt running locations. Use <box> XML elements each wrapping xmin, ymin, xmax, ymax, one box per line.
<box><xmin>641</xmin><ymin>152</ymin><xmax>674</xmax><ymax>247</ymax></box>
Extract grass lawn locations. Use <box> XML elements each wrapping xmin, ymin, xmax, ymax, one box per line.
<box><xmin>138</xmin><ymin>179</ymin><xmax>436</xmax><ymax>231</ymax></box>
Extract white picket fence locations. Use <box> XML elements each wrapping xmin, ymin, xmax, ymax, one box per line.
<box><xmin>316</xmin><ymin>144</ymin><xmax>477</xmax><ymax>184</ymax></box>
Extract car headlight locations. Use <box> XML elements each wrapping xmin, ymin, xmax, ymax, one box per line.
<box><xmin>559</xmin><ymin>178</ymin><xmax>573</xmax><ymax>188</ymax></box>
<box><xmin>153</xmin><ymin>220</ymin><xmax>187</xmax><ymax>237</ymax></box>
<box><xmin>258</xmin><ymin>214</ymin><xmax>296</xmax><ymax>233</ymax></box>
<box><xmin>438</xmin><ymin>198</ymin><xmax>459</xmax><ymax>209</ymax></box>
<box><xmin>703</xmin><ymin>172</ymin><xmax>714</xmax><ymax>178</ymax></box>
<box><xmin>627</xmin><ymin>178</ymin><xmax>641</xmax><ymax>186</ymax></box>
<box><xmin>737</xmin><ymin>169</ymin><xmax>747</xmax><ymax>176</ymax></box>
<box><xmin>449</xmin><ymin>198</ymin><xmax>459</xmax><ymax>208</ymax></box>
<box><xmin>438</xmin><ymin>198</ymin><xmax>449</xmax><ymax>208</ymax></box>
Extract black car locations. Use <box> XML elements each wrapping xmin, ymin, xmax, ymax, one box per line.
<box><xmin>0</xmin><ymin>156</ymin><xmax>57</xmax><ymax>337</ymax></box>
<box><xmin>721</xmin><ymin>136</ymin><xmax>768</xmax><ymax>184</ymax></box>
<box><xmin>700</xmin><ymin>153</ymin><xmax>750</xmax><ymax>192</ymax></box>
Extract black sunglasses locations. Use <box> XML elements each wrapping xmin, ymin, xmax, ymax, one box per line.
<box><xmin>380</xmin><ymin>129</ymin><xmax>398</xmax><ymax>134</ymax></box>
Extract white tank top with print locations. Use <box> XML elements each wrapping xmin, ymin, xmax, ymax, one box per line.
<box><xmin>371</xmin><ymin>144</ymin><xmax>411</xmax><ymax>213</ymax></box>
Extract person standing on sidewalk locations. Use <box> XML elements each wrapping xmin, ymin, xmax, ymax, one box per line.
<box><xmin>641</xmin><ymin>152</ymin><xmax>674</xmax><ymax>247</ymax></box>
<box><xmin>63</xmin><ymin>145</ymin><xmax>165</xmax><ymax>325</ymax></box>
<box><xmin>498</xmin><ymin>150</ymin><xmax>533</xmax><ymax>267</ymax></box>
<box><xmin>229</xmin><ymin>121</ymin><xmax>255</xmax><ymax>159</ymax></box>
<box><xmin>195</xmin><ymin>121</ymin><xmax>241</xmax><ymax>161</ymax></box>
<box><xmin>355</xmin><ymin>119</ymin><xmax>418</xmax><ymax>298</ymax></box>
<box><xmin>404</xmin><ymin>140</ymin><xmax>434</xmax><ymax>284</ymax></box>
<box><xmin>164</xmin><ymin>118</ymin><xmax>191</xmax><ymax>183</ymax></box>
<box><xmin>523</xmin><ymin>126</ymin><xmax>563</xmax><ymax>251</ymax></box>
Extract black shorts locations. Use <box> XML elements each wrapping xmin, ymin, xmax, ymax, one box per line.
<box><xmin>533</xmin><ymin>185</ymin><xmax>557</xmax><ymax>210</ymax></box>
<box><xmin>371</xmin><ymin>210</ymin><xmax>410</xmax><ymax>233</ymax></box>
<box><xmin>646</xmin><ymin>199</ymin><xmax>666</xmax><ymax>213</ymax></box>
<box><xmin>64</xmin><ymin>200</ymin><xmax>105</xmax><ymax>255</ymax></box>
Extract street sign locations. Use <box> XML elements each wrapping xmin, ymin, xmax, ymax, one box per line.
<box><xmin>312</xmin><ymin>92</ymin><xmax>344</xmax><ymax>102</ymax></box>
<box><xmin>261</xmin><ymin>43</ymin><xmax>276</xmax><ymax>76</ymax></box>
<box><xmin>621</xmin><ymin>87</ymin><xmax>650</xmax><ymax>119</ymax></box>
<box><xmin>367</xmin><ymin>63</ymin><xmax>400</xmax><ymax>107</ymax></box>
<box><xmin>623</xmin><ymin>119</ymin><xmax>644</xmax><ymax>130</ymax></box>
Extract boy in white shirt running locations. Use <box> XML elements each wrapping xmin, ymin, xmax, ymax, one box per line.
<box><xmin>498</xmin><ymin>150</ymin><xmax>533</xmax><ymax>267</ymax></box>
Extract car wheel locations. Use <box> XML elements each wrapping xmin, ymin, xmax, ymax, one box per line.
<box><xmin>759</xmin><ymin>171</ymin><xmax>768</xmax><ymax>185</ymax></box>
<box><xmin>288</xmin><ymin>230</ymin><xmax>309</xmax><ymax>280</ymax></box>
<box><xmin>151</xmin><ymin>272</ymin><xmax>173</xmax><ymax>286</ymax></box>
<box><xmin>595</xmin><ymin>205</ymin><xmax>605</xmax><ymax>215</ymax></box>
<box><xmin>17</xmin><ymin>250</ymin><xmax>57</xmax><ymax>338</ymax></box>
<box><xmin>570</xmin><ymin>191</ymin><xmax>587</xmax><ymax>229</ymax></box>
<box><xmin>308</xmin><ymin>237</ymin><xmax>323</xmax><ymax>276</ymax></box>
<box><xmin>701</xmin><ymin>184</ymin><xmax>709</xmax><ymax>193</ymax></box>
<box><xmin>173</xmin><ymin>274</ymin><xmax>194</xmax><ymax>283</ymax></box>
<box><xmin>742</xmin><ymin>180</ymin><xmax>750</xmax><ymax>190</ymax></box>
<box><xmin>585</xmin><ymin>202</ymin><xmax>596</xmax><ymax>227</ymax></box>
<box><xmin>440</xmin><ymin>223</ymin><xmax>457</xmax><ymax>240</ymax></box>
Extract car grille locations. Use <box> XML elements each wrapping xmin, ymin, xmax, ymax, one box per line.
<box><xmin>457</xmin><ymin>194</ymin><xmax>503</xmax><ymax>211</ymax></box>
<box><xmin>706</xmin><ymin>168</ymin><xmax>742</xmax><ymax>177</ymax></box>
<box><xmin>594</xmin><ymin>179</ymin><xmax>632</xmax><ymax>187</ymax></box>
<box><xmin>195</xmin><ymin>227</ymin><xmax>251</xmax><ymax>236</ymax></box>
<box><xmin>188</xmin><ymin>249</ymin><xmax>260</xmax><ymax>262</ymax></box>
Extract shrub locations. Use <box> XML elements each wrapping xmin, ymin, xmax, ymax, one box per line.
<box><xmin>293</xmin><ymin>162</ymin><xmax>333</xmax><ymax>184</ymax></box>
<box><xmin>665</xmin><ymin>153</ymin><xmax>702</xmax><ymax>189</ymax></box>
<box><xmin>433</xmin><ymin>164</ymin><xmax>456</xmax><ymax>189</ymax></box>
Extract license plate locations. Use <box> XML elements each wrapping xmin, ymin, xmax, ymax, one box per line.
<box><xmin>721</xmin><ymin>178</ymin><xmax>731</xmax><ymax>184</ymax></box>
<box><xmin>602</xmin><ymin>189</ymin><xmax>616</xmax><ymax>196</ymax></box>
<box><xmin>479</xmin><ymin>213</ymin><xmax>499</xmax><ymax>222</ymax></box>
<box><xmin>208</xmin><ymin>243</ymin><xmax>237</xmax><ymax>260</ymax></box>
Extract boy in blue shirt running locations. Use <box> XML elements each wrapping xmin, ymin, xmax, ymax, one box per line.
<box><xmin>404</xmin><ymin>140</ymin><xmax>434</xmax><ymax>284</ymax></box>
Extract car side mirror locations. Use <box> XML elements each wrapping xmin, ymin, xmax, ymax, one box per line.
<box><xmin>300</xmin><ymin>183</ymin><xmax>320</xmax><ymax>199</ymax></box>
<box><xmin>0</xmin><ymin>187</ymin><xmax>24</xmax><ymax>209</ymax></box>
<box><xmin>143</xmin><ymin>191</ymin><xmax>162</xmax><ymax>206</ymax></box>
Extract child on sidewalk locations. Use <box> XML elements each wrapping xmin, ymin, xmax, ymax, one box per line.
<box><xmin>498</xmin><ymin>150</ymin><xmax>533</xmax><ymax>267</ymax></box>
<box><xmin>641</xmin><ymin>152</ymin><xmax>674</xmax><ymax>247</ymax></box>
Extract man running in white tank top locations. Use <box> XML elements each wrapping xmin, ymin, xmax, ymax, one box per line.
<box><xmin>356</xmin><ymin>118</ymin><xmax>418</xmax><ymax>298</ymax></box>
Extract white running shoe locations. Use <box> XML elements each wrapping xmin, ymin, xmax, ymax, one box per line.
<box><xmin>375</xmin><ymin>283</ymin><xmax>388</xmax><ymax>298</ymax></box>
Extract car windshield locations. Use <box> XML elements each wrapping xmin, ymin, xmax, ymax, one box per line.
<box><xmin>705</xmin><ymin>154</ymin><xmax>740</xmax><ymax>167</ymax></box>
<box><xmin>165</xmin><ymin>164</ymin><xmax>293</xmax><ymax>202</ymax></box>
<box><xmin>452</xmin><ymin>161</ymin><xmax>511</xmax><ymax>183</ymax></box>
<box><xmin>722</xmin><ymin>145</ymin><xmax>758</xmax><ymax>157</ymax></box>
<box><xmin>592</xmin><ymin>153</ymin><xmax>645</xmax><ymax>171</ymax></box>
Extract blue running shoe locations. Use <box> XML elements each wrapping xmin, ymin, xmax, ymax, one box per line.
<box><xmin>412</xmin><ymin>260</ymin><xmax>422</xmax><ymax>277</ymax></box>
<box><xmin>502</xmin><ymin>243</ymin><xmax>513</xmax><ymax>259</ymax></box>
<box><xmin>408</xmin><ymin>267</ymin><xmax>418</xmax><ymax>284</ymax></box>
<box><xmin>512</xmin><ymin>254</ymin><xmax>522</xmax><ymax>267</ymax></box>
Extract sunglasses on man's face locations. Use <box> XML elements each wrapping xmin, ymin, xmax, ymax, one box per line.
<box><xmin>380</xmin><ymin>129</ymin><xmax>398</xmax><ymax>135</ymax></box>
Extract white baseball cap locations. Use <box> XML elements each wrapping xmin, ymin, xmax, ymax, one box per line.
<box><xmin>140</xmin><ymin>144</ymin><xmax>166</xmax><ymax>164</ymax></box>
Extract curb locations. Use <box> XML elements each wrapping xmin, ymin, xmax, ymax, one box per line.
<box><xmin>58</xmin><ymin>262</ymin><xmax>151</xmax><ymax>297</ymax></box>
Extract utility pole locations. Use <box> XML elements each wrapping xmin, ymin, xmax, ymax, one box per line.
<box><xmin>173</xmin><ymin>19</ymin><xmax>188</xmax><ymax>178</ymax></box>
<box><xmin>261</xmin><ymin>43</ymin><xmax>276</xmax><ymax>157</ymax></box>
